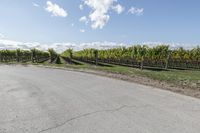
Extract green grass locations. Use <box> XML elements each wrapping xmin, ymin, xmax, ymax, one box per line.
<box><xmin>56</xmin><ymin>61</ymin><xmax>200</xmax><ymax>90</ymax></box>
<box><xmin>1</xmin><ymin>60</ymin><xmax>200</xmax><ymax>90</ymax></box>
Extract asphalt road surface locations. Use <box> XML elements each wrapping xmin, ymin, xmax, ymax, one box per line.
<box><xmin>0</xmin><ymin>65</ymin><xmax>200</xmax><ymax>133</ymax></box>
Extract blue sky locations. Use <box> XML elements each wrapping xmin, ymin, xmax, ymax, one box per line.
<box><xmin>0</xmin><ymin>0</ymin><xmax>200</xmax><ymax>51</ymax></box>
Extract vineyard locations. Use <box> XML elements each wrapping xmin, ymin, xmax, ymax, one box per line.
<box><xmin>73</xmin><ymin>45</ymin><xmax>200</xmax><ymax>70</ymax></box>
<box><xmin>0</xmin><ymin>48</ymin><xmax>58</xmax><ymax>64</ymax></box>
<box><xmin>0</xmin><ymin>45</ymin><xmax>200</xmax><ymax>70</ymax></box>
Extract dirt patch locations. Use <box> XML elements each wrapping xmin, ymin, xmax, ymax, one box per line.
<box><xmin>81</xmin><ymin>69</ymin><xmax>200</xmax><ymax>99</ymax></box>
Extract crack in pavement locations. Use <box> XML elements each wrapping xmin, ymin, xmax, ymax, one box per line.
<box><xmin>38</xmin><ymin>104</ymin><xmax>150</xmax><ymax>133</ymax></box>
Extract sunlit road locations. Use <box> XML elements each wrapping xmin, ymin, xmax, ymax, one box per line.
<box><xmin>0</xmin><ymin>65</ymin><xmax>200</xmax><ymax>133</ymax></box>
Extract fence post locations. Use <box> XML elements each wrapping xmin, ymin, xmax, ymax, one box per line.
<box><xmin>165</xmin><ymin>54</ymin><xmax>170</xmax><ymax>69</ymax></box>
<box><xmin>140</xmin><ymin>56</ymin><xmax>144</xmax><ymax>70</ymax></box>
<box><xmin>94</xmin><ymin>50</ymin><xmax>98</xmax><ymax>66</ymax></box>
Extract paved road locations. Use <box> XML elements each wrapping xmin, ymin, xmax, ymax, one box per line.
<box><xmin>0</xmin><ymin>65</ymin><xmax>200</xmax><ymax>133</ymax></box>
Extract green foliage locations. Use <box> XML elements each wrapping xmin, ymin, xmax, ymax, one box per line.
<box><xmin>31</xmin><ymin>48</ymin><xmax>50</xmax><ymax>63</ymax></box>
<box><xmin>62</xmin><ymin>48</ymin><xmax>73</xmax><ymax>59</ymax></box>
<box><xmin>56</xmin><ymin>56</ymin><xmax>62</xmax><ymax>64</ymax></box>
<box><xmin>0</xmin><ymin>49</ymin><xmax>50</xmax><ymax>63</ymax></box>
<box><xmin>73</xmin><ymin>45</ymin><xmax>200</xmax><ymax>69</ymax></box>
<box><xmin>0</xmin><ymin>45</ymin><xmax>200</xmax><ymax>69</ymax></box>
<box><xmin>48</xmin><ymin>48</ymin><xmax>58</xmax><ymax>62</ymax></box>
<box><xmin>74</xmin><ymin>45</ymin><xmax>170</xmax><ymax>62</ymax></box>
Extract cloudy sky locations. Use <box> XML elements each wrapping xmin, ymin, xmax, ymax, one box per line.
<box><xmin>0</xmin><ymin>0</ymin><xmax>200</xmax><ymax>51</ymax></box>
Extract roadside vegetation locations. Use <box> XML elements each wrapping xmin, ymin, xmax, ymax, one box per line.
<box><xmin>0</xmin><ymin>45</ymin><xmax>200</xmax><ymax>97</ymax></box>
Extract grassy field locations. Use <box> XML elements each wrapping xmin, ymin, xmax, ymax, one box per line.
<box><xmin>1</xmin><ymin>59</ymin><xmax>199</xmax><ymax>96</ymax></box>
<box><xmin>37</xmin><ymin>59</ymin><xmax>200</xmax><ymax>91</ymax></box>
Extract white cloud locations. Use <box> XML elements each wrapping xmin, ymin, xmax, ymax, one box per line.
<box><xmin>0</xmin><ymin>33</ymin><xmax>5</xmax><ymax>39</ymax></box>
<box><xmin>83</xmin><ymin>0</ymin><xmax>117</xmax><ymax>29</ymax></box>
<box><xmin>32</xmin><ymin>2</ymin><xmax>39</xmax><ymax>7</ymax></box>
<box><xmin>0</xmin><ymin>39</ymin><xmax>41</xmax><ymax>50</ymax></box>
<box><xmin>128</xmin><ymin>7</ymin><xmax>144</xmax><ymax>16</ymax></box>
<box><xmin>45</xmin><ymin>1</ymin><xmax>68</xmax><ymax>17</ymax></box>
<box><xmin>79</xmin><ymin>16</ymin><xmax>89</xmax><ymax>25</ymax></box>
<box><xmin>78</xmin><ymin>42</ymin><xmax>127</xmax><ymax>50</ymax></box>
<box><xmin>141</xmin><ymin>42</ymin><xmax>199</xmax><ymax>50</ymax></box>
<box><xmin>0</xmin><ymin>38</ymin><xmax>75</xmax><ymax>53</ymax></box>
<box><xmin>0</xmin><ymin>38</ymin><xmax>128</xmax><ymax>52</ymax></box>
<box><xmin>82</xmin><ymin>0</ymin><xmax>126</xmax><ymax>29</ymax></box>
<box><xmin>80</xmin><ymin>0</ymin><xmax>130</xmax><ymax>29</ymax></box>
<box><xmin>71</xmin><ymin>23</ymin><xmax>74</xmax><ymax>27</ymax></box>
<box><xmin>112</xmin><ymin>4</ymin><xmax>124</xmax><ymax>14</ymax></box>
<box><xmin>79</xmin><ymin>4</ymin><xmax>84</xmax><ymax>10</ymax></box>
<box><xmin>0</xmin><ymin>38</ymin><xmax>198</xmax><ymax>53</ymax></box>
<box><xmin>80</xmin><ymin>29</ymin><xmax>85</xmax><ymax>33</ymax></box>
